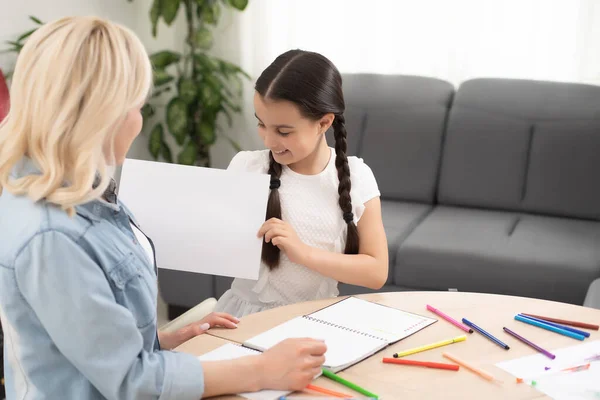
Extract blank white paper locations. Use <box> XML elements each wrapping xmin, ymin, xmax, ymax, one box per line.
<box><xmin>118</xmin><ymin>158</ymin><xmax>269</xmax><ymax>280</ymax></box>
<box><xmin>197</xmin><ymin>343</ymin><xmax>290</xmax><ymax>400</ymax></box>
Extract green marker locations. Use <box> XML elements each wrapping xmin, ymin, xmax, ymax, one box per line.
<box><xmin>321</xmin><ymin>369</ymin><xmax>379</xmax><ymax>399</ymax></box>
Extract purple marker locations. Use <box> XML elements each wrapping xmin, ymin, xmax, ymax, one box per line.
<box><xmin>503</xmin><ymin>327</ymin><xmax>556</xmax><ymax>359</ymax></box>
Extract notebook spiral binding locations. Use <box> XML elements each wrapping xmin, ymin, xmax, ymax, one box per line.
<box><xmin>302</xmin><ymin>315</ymin><xmax>387</xmax><ymax>342</ymax></box>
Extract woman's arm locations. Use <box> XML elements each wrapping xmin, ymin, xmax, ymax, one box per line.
<box><xmin>16</xmin><ymin>230</ymin><xmax>327</xmax><ymax>400</ymax></box>
<box><xmin>260</xmin><ymin>197</ymin><xmax>389</xmax><ymax>289</ymax></box>
<box><xmin>15</xmin><ymin>230</ymin><xmax>206</xmax><ymax>400</ymax></box>
<box><xmin>202</xmin><ymin>338</ymin><xmax>326</xmax><ymax>398</ymax></box>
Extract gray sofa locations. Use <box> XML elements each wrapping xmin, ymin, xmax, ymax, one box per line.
<box><xmin>158</xmin><ymin>74</ymin><xmax>600</xmax><ymax>316</ymax></box>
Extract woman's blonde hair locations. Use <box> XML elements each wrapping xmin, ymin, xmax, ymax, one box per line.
<box><xmin>0</xmin><ymin>16</ymin><xmax>152</xmax><ymax>215</ymax></box>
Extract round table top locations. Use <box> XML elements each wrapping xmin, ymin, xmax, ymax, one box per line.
<box><xmin>176</xmin><ymin>291</ymin><xmax>600</xmax><ymax>399</ymax></box>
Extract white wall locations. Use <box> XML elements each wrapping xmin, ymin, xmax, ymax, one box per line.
<box><xmin>0</xmin><ymin>0</ymin><xmax>251</xmax><ymax>169</ymax></box>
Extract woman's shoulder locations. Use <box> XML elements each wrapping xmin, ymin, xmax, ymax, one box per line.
<box><xmin>0</xmin><ymin>192</ymin><xmax>89</xmax><ymax>265</ymax></box>
<box><xmin>227</xmin><ymin>150</ymin><xmax>271</xmax><ymax>173</ymax></box>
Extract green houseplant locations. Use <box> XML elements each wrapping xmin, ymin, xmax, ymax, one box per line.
<box><xmin>3</xmin><ymin>1</ymin><xmax>250</xmax><ymax>167</ymax></box>
<box><xmin>141</xmin><ymin>0</ymin><xmax>250</xmax><ymax>167</ymax></box>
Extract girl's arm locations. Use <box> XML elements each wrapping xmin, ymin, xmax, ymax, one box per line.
<box><xmin>303</xmin><ymin>197</ymin><xmax>388</xmax><ymax>289</ymax></box>
<box><xmin>261</xmin><ymin>197</ymin><xmax>389</xmax><ymax>289</ymax></box>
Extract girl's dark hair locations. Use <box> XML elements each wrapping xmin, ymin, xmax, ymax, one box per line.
<box><xmin>256</xmin><ymin>49</ymin><xmax>358</xmax><ymax>269</ymax></box>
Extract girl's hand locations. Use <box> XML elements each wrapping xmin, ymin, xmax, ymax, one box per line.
<box><xmin>258</xmin><ymin>218</ymin><xmax>311</xmax><ymax>265</ymax></box>
<box><xmin>257</xmin><ymin>338</ymin><xmax>327</xmax><ymax>391</ymax></box>
<box><xmin>158</xmin><ymin>312</ymin><xmax>239</xmax><ymax>350</ymax></box>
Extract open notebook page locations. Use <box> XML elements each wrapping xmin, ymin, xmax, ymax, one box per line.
<box><xmin>309</xmin><ymin>296</ymin><xmax>437</xmax><ymax>343</ymax></box>
<box><xmin>243</xmin><ymin>315</ymin><xmax>388</xmax><ymax>372</ymax></box>
<box><xmin>197</xmin><ymin>343</ymin><xmax>290</xmax><ymax>400</ymax></box>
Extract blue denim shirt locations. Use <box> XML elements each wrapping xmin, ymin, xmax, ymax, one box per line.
<box><xmin>0</xmin><ymin>159</ymin><xmax>205</xmax><ymax>399</ymax></box>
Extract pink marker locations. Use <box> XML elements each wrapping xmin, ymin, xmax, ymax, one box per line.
<box><xmin>426</xmin><ymin>305</ymin><xmax>473</xmax><ymax>333</ymax></box>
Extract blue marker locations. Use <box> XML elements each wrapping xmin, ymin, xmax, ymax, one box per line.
<box><xmin>462</xmin><ymin>318</ymin><xmax>510</xmax><ymax>350</ymax></box>
<box><xmin>515</xmin><ymin>315</ymin><xmax>585</xmax><ymax>341</ymax></box>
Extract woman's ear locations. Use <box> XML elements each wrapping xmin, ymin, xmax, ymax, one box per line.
<box><xmin>318</xmin><ymin>113</ymin><xmax>335</xmax><ymax>135</ymax></box>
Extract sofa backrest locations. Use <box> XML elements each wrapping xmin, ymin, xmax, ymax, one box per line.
<box><xmin>438</xmin><ymin>78</ymin><xmax>600</xmax><ymax>220</ymax></box>
<box><xmin>328</xmin><ymin>74</ymin><xmax>454</xmax><ymax>204</ymax></box>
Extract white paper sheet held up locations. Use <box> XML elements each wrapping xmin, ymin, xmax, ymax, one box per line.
<box><xmin>496</xmin><ymin>340</ymin><xmax>600</xmax><ymax>400</ymax></box>
<box><xmin>197</xmin><ymin>343</ymin><xmax>290</xmax><ymax>400</ymax></box>
<box><xmin>118</xmin><ymin>158</ymin><xmax>269</xmax><ymax>279</ymax></box>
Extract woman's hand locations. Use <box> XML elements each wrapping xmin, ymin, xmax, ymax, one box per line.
<box><xmin>258</xmin><ymin>218</ymin><xmax>312</xmax><ymax>265</ymax></box>
<box><xmin>257</xmin><ymin>338</ymin><xmax>327</xmax><ymax>391</ymax></box>
<box><xmin>158</xmin><ymin>312</ymin><xmax>239</xmax><ymax>350</ymax></box>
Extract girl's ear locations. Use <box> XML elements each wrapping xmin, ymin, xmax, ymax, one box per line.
<box><xmin>318</xmin><ymin>113</ymin><xmax>335</xmax><ymax>135</ymax></box>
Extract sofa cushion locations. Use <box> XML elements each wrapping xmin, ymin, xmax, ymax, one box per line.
<box><xmin>381</xmin><ymin>200</ymin><xmax>432</xmax><ymax>278</ymax></box>
<box><xmin>395</xmin><ymin>206</ymin><xmax>600</xmax><ymax>305</ymax></box>
<box><xmin>438</xmin><ymin>78</ymin><xmax>600</xmax><ymax>220</ymax></box>
<box><xmin>158</xmin><ymin>269</ymin><xmax>214</xmax><ymax>308</ymax></box>
<box><xmin>215</xmin><ymin>276</ymin><xmax>235</xmax><ymax>299</ymax></box>
<box><xmin>328</xmin><ymin>74</ymin><xmax>454</xmax><ymax>203</ymax></box>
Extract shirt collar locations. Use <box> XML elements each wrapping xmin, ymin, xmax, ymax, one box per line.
<box><xmin>12</xmin><ymin>157</ymin><xmax>121</xmax><ymax>222</ymax></box>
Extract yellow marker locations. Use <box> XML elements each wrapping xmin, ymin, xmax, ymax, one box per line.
<box><xmin>392</xmin><ymin>335</ymin><xmax>467</xmax><ymax>358</ymax></box>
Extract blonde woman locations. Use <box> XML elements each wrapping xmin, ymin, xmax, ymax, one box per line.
<box><xmin>0</xmin><ymin>16</ymin><xmax>326</xmax><ymax>400</ymax></box>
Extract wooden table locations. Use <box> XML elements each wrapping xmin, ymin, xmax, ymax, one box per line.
<box><xmin>175</xmin><ymin>291</ymin><xmax>600</xmax><ymax>399</ymax></box>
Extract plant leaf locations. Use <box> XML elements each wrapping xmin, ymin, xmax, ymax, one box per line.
<box><xmin>161</xmin><ymin>142</ymin><xmax>173</xmax><ymax>163</ymax></box>
<box><xmin>217</xmin><ymin>58</ymin><xmax>251</xmax><ymax>79</ymax></box>
<box><xmin>153</xmin><ymin>69</ymin><xmax>175</xmax><ymax>86</ymax></box>
<box><xmin>200</xmin><ymin>84</ymin><xmax>222</xmax><ymax>110</ymax></box>
<box><xmin>150</xmin><ymin>0</ymin><xmax>163</xmax><ymax>37</ymax></box>
<box><xmin>201</xmin><ymin>2</ymin><xmax>221</xmax><ymax>25</ymax></box>
<box><xmin>17</xmin><ymin>29</ymin><xmax>37</xmax><ymax>42</ymax></box>
<box><xmin>141</xmin><ymin>103</ymin><xmax>155</xmax><ymax>120</ymax></box>
<box><xmin>178</xmin><ymin>141</ymin><xmax>198</xmax><ymax>165</ymax></box>
<box><xmin>229</xmin><ymin>0</ymin><xmax>248</xmax><ymax>11</ymax></box>
<box><xmin>150</xmin><ymin>50</ymin><xmax>181</xmax><ymax>69</ymax></box>
<box><xmin>198</xmin><ymin>116</ymin><xmax>216</xmax><ymax>145</ymax></box>
<box><xmin>162</xmin><ymin>0</ymin><xmax>181</xmax><ymax>25</ymax></box>
<box><xmin>193</xmin><ymin>28</ymin><xmax>213</xmax><ymax>50</ymax></box>
<box><xmin>149</xmin><ymin>124</ymin><xmax>164</xmax><ymax>159</ymax></box>
<box><xmin>166</xmin><ymin>97</ymin><xmax>189</xmax><ymax>145</ymax></box>
<box><xmin>151</xmin><ymin>86</ymin><xmax>172</xmax><ymax>98</ymax></box>
<box><xmin>178</xmin><ymin>78</ymin><xmax>198</xmax><ymax>103</ymax></box>
<box><xmin>29</xmin><ymin>16</ymin><xmax>43</xmax><ymax>25</ymax></box>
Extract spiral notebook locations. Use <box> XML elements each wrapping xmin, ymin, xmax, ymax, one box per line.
<box><xmin>243</xmin><ymin>296</ymin><xmax>436</xmax><ymax>372</ymax></box>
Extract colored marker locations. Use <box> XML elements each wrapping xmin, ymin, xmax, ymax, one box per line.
<box><xmin>443</xmin><ymin>352</ymin><xmax>502</xmax><ymax>382</ymax></box>
<box><xmin>383</xmin><ymin>357</ymin><xmax>459</xmax><ymax>371</ymax></box>
<box><xmin>426</xmin><ymin>305</ymin><xmax>473</xmax><ymax>333</ymax></box>
<box><xmin>521</xmin><ymin>313</ymin><xmax>599</xmax><ymax>330</ymax></box>
<box><xmin>321</xmin><ymin>369</ymin><xmax>379</xmax><ymax>399</ymax></box>
<box><xmin>503</xmin><ymin>327</ymin><xmax>555</xmax><ymax>359</ymax></box>
<box><xmin>462</xmin><ymin>318</ymin><xmax>509</xmax><ymax>350</ymax></box>
<box><xmin>393</xmin><ymin>335</ymin><xmax>466</xmax><ymax>358</ymax></box>
<box><xmin>517</xmin><ymin>314</ymin><xmax>590</xmax><ymax>338</ymax></box>
<box><xmin>515</xmin><ymin>315</ymin><xmax>585</xmax><ymax>341</ymax></box>
<box><xmin>306</xmin><ymin>384</ymin><xmax>352</xmax><ymax>398</ymax></box>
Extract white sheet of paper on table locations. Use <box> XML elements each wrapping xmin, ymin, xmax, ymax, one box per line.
<box><xmin>119</xmin><ymin>158</ymin><xmax>269</xmax><ymax>279</ymax></box>
<box><xmin>496</xmin><ymin>340</ymin><xmax>600</xmax><ymax>400</ymax></box>
<box><xmin>196</xmin><ymin>343</ymin><xmax>290</xmax><ymax>400</ymax></box>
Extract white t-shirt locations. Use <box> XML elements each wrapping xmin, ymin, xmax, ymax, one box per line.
<box><xmin>214</xmin><ymin>147</ymin><xmax>380</xmax><ymax>318</ymax></box>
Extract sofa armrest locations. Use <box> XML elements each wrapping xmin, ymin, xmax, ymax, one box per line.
<box><xmin>584</xmin><ymin>279</ymin><xmax>600</xmax><ymax>309</ymax></box>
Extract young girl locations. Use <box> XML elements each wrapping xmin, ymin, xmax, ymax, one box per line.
<box><xmin>216</xmin><ymin>50</ymin><xmax>389</xmax><ymax>318</ymax></box>
<box><xmin>0</xmin><ymin>18</ymin><xmax>326</xmax><ymax>399</ymax></box>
